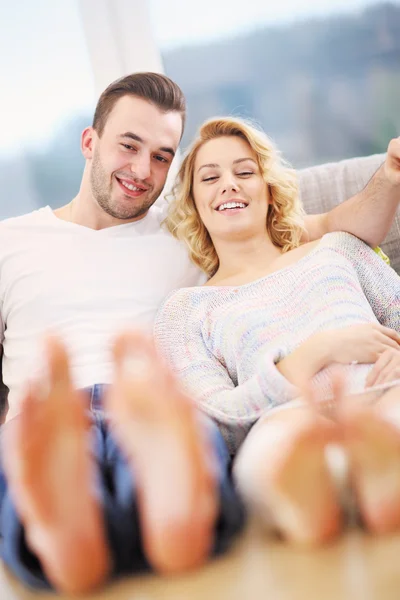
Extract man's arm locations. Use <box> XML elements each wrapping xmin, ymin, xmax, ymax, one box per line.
<box><xmin>304</xmin><ymin>137</ymin><xmax>400</xmax><ymax>245</ymax></box>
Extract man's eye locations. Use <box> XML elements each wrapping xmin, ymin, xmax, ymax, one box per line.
<box><xmin>121</xmin><ymin>144</ymin><xmax>136</xmax><ymax>151</ymax></box>
<box><xmin>155</xmin><ymin>155</ymin><xmax>168</xmax><ymax>163</ymax></box>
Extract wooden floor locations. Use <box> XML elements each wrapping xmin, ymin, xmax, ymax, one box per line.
<box><xmin>2</xmin><ymin>522</ymin><xmax>400</xmax><ymax>600</ymax></box>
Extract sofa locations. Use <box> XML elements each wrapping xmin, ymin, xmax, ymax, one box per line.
<box><xmin>0</xmin><ymin>153</ymin><xmax>399</xmax><ymax>424</ymax></box>
<box><xmin>299</xmin><ymin>152</ymin><xmax>400</xmax><ymax>274</ymax></box>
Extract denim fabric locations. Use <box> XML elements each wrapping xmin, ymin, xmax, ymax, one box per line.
<box><xmin>0</xmin><ymin>384</ymin><xmax>246</xmax><ymax>590</ymax></box>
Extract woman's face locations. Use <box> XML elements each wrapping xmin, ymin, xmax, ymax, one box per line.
<box><xmin>192</xmin><ymin>135</ymin><xmax>270</xmax><ymax>241</ymax></box>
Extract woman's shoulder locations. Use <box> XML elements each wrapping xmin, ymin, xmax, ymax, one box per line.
<box><xmin>315</xmin><ymin>232</ymin><xmax>391</xmax><ymax>273</ymax></box>
<box><xmin>321</xmin><ymin>231</ymin><xmax>367</xmax><ymax>246</ymax></box>
<box><xmin>160</xmin><ymin>284</ymin><xmax>215</xmax><ymax>308</ymax></box>
<box><xmin>154</xmin><ymin>286</ymin><xmax>223</xmax><ymax>360</ymax></box>
<box><xmin>317</xmin><ymin>231</ymin><xmax>373</xmax><ymax>256</ymax></box>
<box><xmin>155</xmin><ymin>285</ymin><xmax>216</xmax><ymax>332</ymax></box>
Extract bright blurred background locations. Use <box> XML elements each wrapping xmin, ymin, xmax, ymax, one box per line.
<box><xmin>1</xmin><ymin>0</ymin><xmax>400</xmax><ymax>218</ymax></box>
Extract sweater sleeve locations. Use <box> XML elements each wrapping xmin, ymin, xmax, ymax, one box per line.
<box><xmin>154</xmin><ymin>289</ymin><xmax>298</xmax><ymax>452</ymax></box>
<box><xmin>330</xmin><ymin>232</ymin><xmax>400</xmax><ymax>331</ymax></box>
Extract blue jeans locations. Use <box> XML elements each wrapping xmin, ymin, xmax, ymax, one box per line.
<box><xmin>0</xmin><ymin>384</ymin><xmax>246</xmax><ymax>590</ymax></box>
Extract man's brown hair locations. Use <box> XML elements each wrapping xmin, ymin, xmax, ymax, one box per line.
<box><xmin>92</xmin><ymin>72</ymin><xmax>186</xmax><ymax>136</ymax></box>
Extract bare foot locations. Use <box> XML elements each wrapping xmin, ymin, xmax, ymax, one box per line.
<box><xmin>266</xmin><ymin>416</ymin><xmax>343</xmax><ymax>545</ymax></box>
<box><xmin>343</xmin><ymin>391</ymin><xmax>400</xmax><ymax>534</ymax></box>
<box><xmin>106</xmin><ymin>330</ymin><xmax>218</xmax><ymax>574</ymax></box>
<box><xmin>2</xmin><ymin>337</ymin><xmax>110</xmax><ymax>594</ymax></box>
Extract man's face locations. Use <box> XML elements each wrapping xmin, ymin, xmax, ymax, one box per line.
<box><xmin>88</xmin><ymin>96</ymin><xmax>183</xmax><ymax>221</ymax></box>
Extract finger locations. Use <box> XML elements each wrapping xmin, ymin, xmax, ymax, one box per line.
<box><xmin>374</xmin><ymin>354</ymin><xmax>397</xmax><ymax>384</ymax></box>
<box><xmin>299</xmin><ymin>378</ymin><xmax>319</xmax><ymax>414</ymax></box>
<box><xmin>375</xmin><ymin>363</ymin><xmax>400</xmax><ymax>386</ymax></box>
<box><xmin>366</xmin><ymin>365</ymin><xmax>381</xmax><ymax>388</ymax></box>
<box><xmin>387</xmin><ymin>137</ymin><xmax>400</xmax><ymax>170</ymax></box>
<box><xmin>366</xmin><ymin>367</ymin><xmax>379</xmax><ymax>388</ymax></box>
<box><xmin>387</xmin><ymin>137</ymin><xmax>400</xmax><ymax>160</ymax></box>
<box><xmin>366</xmin><ymin>352</ymin><xmax>392</xmax><ymax>387</ymax></box>
<box><xmin>329</xmin><ymin>369</ymin><xmax>347</xmax><ymax>421</ymax></box>
<box><xmin>375</xmin><ymin>324</ymin><xmax>400</xmax><ymax>345</ymax></box>
<box><xmin>375</xmin><ymin>333</ymin><xmax>400</xmax><ymax>352</ymax></box>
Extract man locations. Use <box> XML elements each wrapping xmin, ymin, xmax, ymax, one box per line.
<box><xmin>1</xmin><ymin>72</ymin><xmax>400</xmax><ymax>594</ymax></box>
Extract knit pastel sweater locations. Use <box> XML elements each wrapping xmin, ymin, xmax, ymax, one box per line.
<box><xmin>155</xmin><ymin>233</ymin><xmax>400</xmax><ymax>453</ymax></box>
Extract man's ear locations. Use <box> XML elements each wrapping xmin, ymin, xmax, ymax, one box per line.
<box><xmin>81</xmin><ymin>127</ymin><xmax>96</xmax><ymax>159</ymax></box>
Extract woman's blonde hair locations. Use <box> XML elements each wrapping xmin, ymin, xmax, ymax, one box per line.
<box><xmin>165</xmin><ymin>117</ymin><xmax>306</xmax><ymax>277</ymax></box>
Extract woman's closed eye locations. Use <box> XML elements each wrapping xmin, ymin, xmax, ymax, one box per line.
<box><xmin>202</xmin><ymin>171</ymin><xmax>254</xmax><ymax>183</ymax></box>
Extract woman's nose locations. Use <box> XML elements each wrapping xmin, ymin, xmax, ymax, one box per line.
<box><xmin>221</xmin><ymin>178</ymin><xmax>240</xmax><ymax>194</ymax></box>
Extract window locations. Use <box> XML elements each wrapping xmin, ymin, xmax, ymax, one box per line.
<box><xmin>0</xmin><ymin>0</ymin><xmax>95</xmax><ymax>218</ymax></box>
<box><xmin>150</xmin><ymin>0</ymin><xmax>400</xmax><ymax>167</ymax></box>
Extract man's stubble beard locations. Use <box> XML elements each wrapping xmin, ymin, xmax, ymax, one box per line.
<box><xmin>90</xmin><ymin>149</ymin><xmax>162</xmax><ymax>220</ymax></box>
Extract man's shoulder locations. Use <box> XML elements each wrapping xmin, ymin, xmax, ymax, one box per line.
<box><xmin>0</xmin><ymin>207</ymin><xmax>50</xmax><ymax>230</ymax></box>
<box><xmin>141</xmin><ymin>205</ymin><xmax>164</xmax><ymax>230</ymax></box>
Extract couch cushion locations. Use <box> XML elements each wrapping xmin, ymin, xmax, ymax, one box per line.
<box><xmin>298</xmin><ymin>154</ymin><xmax>400</xmax><ymax>274</ymax></box>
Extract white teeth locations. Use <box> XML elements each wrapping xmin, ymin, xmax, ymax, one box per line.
<box><xmin>121</xmin><ymin>180</ymin><xmax>142</xmax><ymax>192</ymax></box>
<box><xmin>217</xmin><ymin>202</ymin><xmax>246</xmax><ymax>211</ymax></box>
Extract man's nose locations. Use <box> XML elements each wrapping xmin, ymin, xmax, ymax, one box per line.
<box><xmin>130</xmin><ymin>154</ymin><xmax>151</xmax><ymax>180</ymax></box>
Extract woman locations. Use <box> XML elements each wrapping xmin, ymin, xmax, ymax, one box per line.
<box><xmin>155</xmin><ymin>117</ymin><xmax>400</xmax><ymax>545</ymax></box>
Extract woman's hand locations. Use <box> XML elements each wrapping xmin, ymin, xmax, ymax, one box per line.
<box><xmin>276</xmin><ymin>323</ymin><xmax>400</xmax><ymax>388</ymax></box>
<box><xmin>366</xmin><ymin>348</ymin><xmax>400</xmax><ymax>387</ymax></box>
<box><xmin>327</xmin><ymin>323</ymin><xmax>400</xmax><ymax>365</ymax></box>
